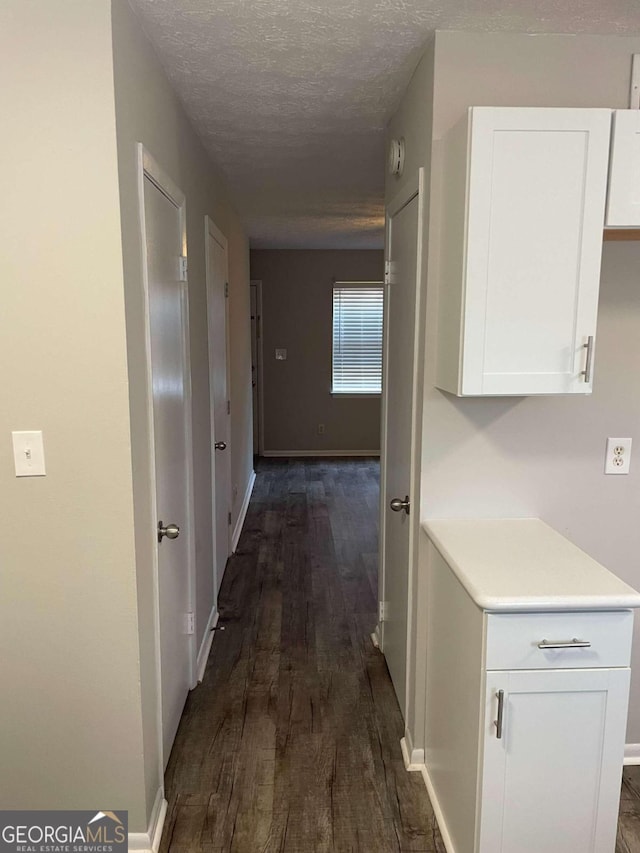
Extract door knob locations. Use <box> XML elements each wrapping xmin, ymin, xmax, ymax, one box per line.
<box><xmin>390</xmin><ymin>496</ymin><xmax>410</xmax><ymax>515</ymax></box>
<box><xmin>158</xmin><ymin>520</ymin><xmax>180</xmax><ymax>543</ymax></box>
<box><xmin>214</xmin><ymin>441</ymin><xmax>227</xmax><ymax>451</ymax></box>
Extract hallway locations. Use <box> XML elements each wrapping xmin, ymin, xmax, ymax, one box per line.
<box><xmin>160</xmin><ymin>458</ymin><xmax>441</xmax><ymax>852</ymax></box>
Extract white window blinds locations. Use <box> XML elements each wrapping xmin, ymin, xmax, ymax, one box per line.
<box><xmin>332</xmin><ymin>284</ymin><xmax>384</xmax><ymax>394</ymax></box>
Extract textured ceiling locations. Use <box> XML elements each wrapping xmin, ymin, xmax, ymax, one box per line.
<box><xmin>129</xmin><ymin>0</ymin><xmax>640</xmax><ymax>249</ymax></box>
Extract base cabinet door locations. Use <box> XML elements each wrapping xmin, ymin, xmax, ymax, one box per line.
<box><xmin>479</xmin><ymin>668</ymin><xmax>630</xmax><ymax>853</ymax></box>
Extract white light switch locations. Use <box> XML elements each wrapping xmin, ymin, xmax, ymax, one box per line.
<box><xmin>12</xmin><ymin>430</ymin><xmax>46</xmax><ymax>477</ymax></box>
<box><xmin>275</xmin><ymin>348</ymin><xmax>287</xmax><ymax>361</ymax></box>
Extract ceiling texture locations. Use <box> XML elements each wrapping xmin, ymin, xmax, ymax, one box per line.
<box><xmin>129</xmin><ymin>0</ymin><xmax>640</xmax><ymax>250</ymax></box>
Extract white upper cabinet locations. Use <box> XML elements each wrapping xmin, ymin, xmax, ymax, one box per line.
<box><xmin>436</xmin><ymin>107</ymin><xmax>611</xmax><ymax>396</ymax></box>
<box><xmin>606</xmin><ymin>109</ymin><xmax>640</xmax><ymax>226</ymax></box>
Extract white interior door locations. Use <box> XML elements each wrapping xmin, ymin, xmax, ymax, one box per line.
<box><xmin>380</xmin><ymin>187</ymin><xmax>421</xmax><ymax>717</ymax></box>
<box><xmin>141</xmin><ymin>150</ymin><xmax>194</xmax><ymax>767</ymax></box>
<box><xmin>206</xmin><ymin>217</ymin><xmax>231</xmax><ymax>594</ymax></box>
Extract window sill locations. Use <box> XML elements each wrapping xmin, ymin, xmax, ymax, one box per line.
<box><xmin>331</xmin><ymin>392</ymin><xmax>382</xmax><ymax>399</ymax></box>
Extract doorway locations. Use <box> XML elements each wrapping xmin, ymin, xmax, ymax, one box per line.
<box><xmin>250</xmin><ymin>279</ymin><xmax>263</xmax><ymax>456</ymax></box>
<box><xmin>379</xmin><ymin>170</ymin><xmax>425</xmax><ymax>720</ymax></box>
<box><xmin>205</xmin><ymin>216</ymin><xmax>232</xmax><ymax>595</ymax></box>
<box><xmin>138</xmin><ymin>145</ymin><xmax>196</xmax><ymax>767</ymax></box>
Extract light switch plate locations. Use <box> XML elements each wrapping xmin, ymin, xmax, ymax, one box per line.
<box><xmin>275</xmin><ymin>348</ymin><xmax>287</xmax><ymax>361</ymax></box>
<box><xmin>12</xmin><ymin>430</ymin><xmax>46</xmax><ymax>477</ymax></box>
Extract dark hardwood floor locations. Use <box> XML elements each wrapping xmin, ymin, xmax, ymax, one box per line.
<box><xmin>619</xmin><ymin>767</ymin><xmax>640</xmax><ymax>852</ymax></box>
<box><xmin>159</xmin><ymin>456</ymin><xmax>640</xmax><ymax>852</ymax></box>
<box><xmin>160</xmin><ymin>457</ymin><xmax>441</xmax><ymax>852</ymax></box>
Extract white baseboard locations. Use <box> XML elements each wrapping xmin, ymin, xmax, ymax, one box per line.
<box><xmin>400</xmin><ymin>732</ymin><xmax>425</xmax><ymax>771</ymax></box>
<box><xmin>420</xmin><ymin>764</ymin><xmax>456</xmax><ymax>853</ymax></box>
<box><xmin>196</xmin><ymin>605</ymin><xmax>219</xmax><ymax>684</ymax></box>
<box><xmin>625</xmin><ymin>743</ymin><xmax>640</xmax><ymax>765</ymax></box>
<box><xmin>128</xmin><ymin>787</ymin><xmax>167</xmax><ymax>853</ymax></box>
<box><xmin>262</xmin><ymin>449</ymin><xmax>380</xmax><ymax>458</ymax></box>
<box><xmin>231</xmin><ymin>470</ymin><xmax>256</xmax><ymax>553</ymax></box>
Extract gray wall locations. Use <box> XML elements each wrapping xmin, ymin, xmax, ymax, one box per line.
<box><xmin>0</xmin><ymin>0</ymin><xmax>253</xmax><ymax>834</ymax></box>
<box><xmin>251</xmin><ymin>250</ymin><xmax>384</xmax><ymax>453</ymax></box>
<box><xmin>0</xmin><ymin>0</ymin><xmax>145</xmax><ymax>821</ymax></box>
<box><xmin>387</xmin><ymin>30</ymin><xmax>640</xmax><ymax>748</ymax></box>
<box><xmin>112</xmin><ymin>0</ymin><xmax>253</xmax><ymax>826</ymax></box>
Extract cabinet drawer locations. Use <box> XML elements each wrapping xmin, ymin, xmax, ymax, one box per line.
<box><xmin>485</xmin><ymin>610</ymin><xmax>633</xmax><ymax>670</ymax></box>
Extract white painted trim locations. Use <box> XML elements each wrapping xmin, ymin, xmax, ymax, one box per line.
<box><xmin>141</xmin><ymin>149</ymin><xmax>186</xmax><ymax>210</ymax></box>
<box><xmin>400</xmin><ymin>732</ymin><xmax>425</xmax><ymax>771</ymax></box>
<box><xmin>231</xmin><ymin>469</ymin><xmax>256</xmax><ymax>553</ymax></box>
<box><xmin>128</xmin><ymin>787</ymin><xmax>167</xmax><ymax>853</ymax></box>
<box><xmin>420</xmin><ymin>763</ymin><xmax>456</xmax><ymax>853</ymax></box>
<box><xmin>262</xmin><ymin>450</ymin><xmax>381</xmax><ymax>457</ymax></box>
<box><xmin>137</xmin><ymin>144</ymin><xmax>197</xmax><ymax>780</ymax></box>
<box><xmin>624</xmin><ymin>743</ymin><xmax>640</xmax><ymax>764</ymax></box>
<box><xmin>250</xmin><ymin>280</ymin><xmax>265</xmax><ymax>456</ymax></box>
<box><xmin>196</xmin><ymin>605</ymin><xmax>219</xmax><ymax>683</ymax></box>
<box><xmin>205</xmin><ymin>215</ymin><xmax>233</xmax><ymax>593</ymax></box>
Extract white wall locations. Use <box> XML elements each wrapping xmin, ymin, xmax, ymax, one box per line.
<box><xmin>111</xmin><ymin>0</ymin><xmax>253</xmax><ymax>822</ymax></box>
<box><xmin>387</xmin><ymin>30</ymin><xmax>640</xmax><ymax>750</ymax></box>
<box><xmin>0</xmin><ymin>0</ymin><xmax>146</xmax><ymax>825</ymax></box>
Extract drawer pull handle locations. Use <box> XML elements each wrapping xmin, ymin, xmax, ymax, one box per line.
<box><xmin>494</xmin><ymin>689</ymin><xmax>504</xmax><ymax>739</ymax></box>
<box><xmin>537</xmin><ymin>638</ymin><xmax>591</xmax><ymax>650</ymax></box>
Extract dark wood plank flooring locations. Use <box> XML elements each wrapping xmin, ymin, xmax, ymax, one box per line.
<box><xmin>160</xmin><ymin>458</ymin><xmax>441</xmax><ymax>852</ymax></box>
<box><xmin>618</xmin><ymin>767</ymin><xmax>640</xmax><ymax>852</ymax></box>
<box><xmin>159</xmin><ymin>457</ymin><xmax>640</xmax><ymax>852</ymax></box>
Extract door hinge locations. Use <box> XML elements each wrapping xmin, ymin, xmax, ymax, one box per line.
<box><xmin>185</xmin><ymin>612</ymin><xmax>195</xmax><ymax>635</ymax></box>
<box><xmin>179</xmin><ymin>256</ymin><xmax>188</xmax><ymax>281</ymax></box>
<box><xmin>228</xmin><ymin>511</ymin><xmax>232</xmax><ymax>525</ymax></box>
<box><xmin>225</xmin><ymin>281</ymin><xmax>229</xmax><ymax>298</ymax></box>
<box><xmin>227</xmin><ymin>399</ymin><xmax>231</xmax><ymax>415</ymax></box>
<box><xmin>378</xmin><ymin>601</ymin><xmax>387</xmax><ymax>622</ymax></box>
<box><xmin>384</xmin><ymin>260</ymin><xmax>391</xmax><ymax>283</ymax></box>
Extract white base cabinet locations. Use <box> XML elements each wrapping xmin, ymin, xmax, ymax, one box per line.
<box><xmin>480</xmin><ymin>668</ymin><xmax>630</xmax><ymax>853</ymax></box>
<box><xmin>422</xmin><ymin>533</ymin><xmax>635</xmax><ymax>853</ymax></box>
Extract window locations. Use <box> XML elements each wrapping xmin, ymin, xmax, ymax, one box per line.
<box><xmin>332</xmin><ymin>283</ymin><xmax>384</xmax><ymax>394</ymax></box>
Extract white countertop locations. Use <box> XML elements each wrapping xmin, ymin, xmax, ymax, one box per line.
<box><xmin>422</xmin><ymin>518</ymin><xmax>640</xmax><ymax>612</ymax></box>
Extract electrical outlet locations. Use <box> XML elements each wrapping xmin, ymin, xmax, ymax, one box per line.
<box><xmin>317</xmin><ymin>423</ymin><xmax>325</xmax><ymax>434</ymax></box>
<box><xmin>605</xmin><ymin>437</ymin><xmax>632</xmax><ymax>475</ymax></box>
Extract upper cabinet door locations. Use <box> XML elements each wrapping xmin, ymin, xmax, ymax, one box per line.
<box><xmin>436</xmin><ymin>107</ymin><xmax>611</xmax><ymax>396</ymax></box>
<box><xmin>606</xmin><ymin>109</ymin><xmax>640</xmax><ymax>226</ymax></box>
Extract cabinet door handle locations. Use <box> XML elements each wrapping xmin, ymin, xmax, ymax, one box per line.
<box><xmin>581</xmin><ymin>335</ymin><xmax>594</xmax><ymax>383</ymax></box>
<box><xmin>494</xmin><ymin>689</ymin><xmax>504</xmax><ymax>739</ymax></box>
<box><xmin>537</xmin><ymin>638</ymin><xmax>591</xmax><ymax>649</ymax></box>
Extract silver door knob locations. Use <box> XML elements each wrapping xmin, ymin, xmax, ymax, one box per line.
<box><xmin>390</xmin><ymin>496</ymin><xmax>410</xmax><ymax>515</ymax></box>
<box><xmin>158</xmin><ymin>521</ymin><xmax>180</xmax><ymax>543</ymax></box>
<box><xmin>214</xmin><ymin>441</ymin><xmax>227</xmax><ymax>451</ymax></box>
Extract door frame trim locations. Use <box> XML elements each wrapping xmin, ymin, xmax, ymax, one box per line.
<box><xmin>379</xmin><ymin>168</ymin><xmax>426</xmax><ymax>722</ymax></box>
<box><xmin>137</xmin><ymin>143</ymin><xmax>198</xmax><ymax>779</ymax></box>
<box><xmin>250</xmin><ymin>279</ymin><xmax>265</xmax><ymax>456</ymax></box>
<box><xmin>205</xmin><ymin>215</ymin><xmax>233</xmax><ymax>590</ymax></box>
